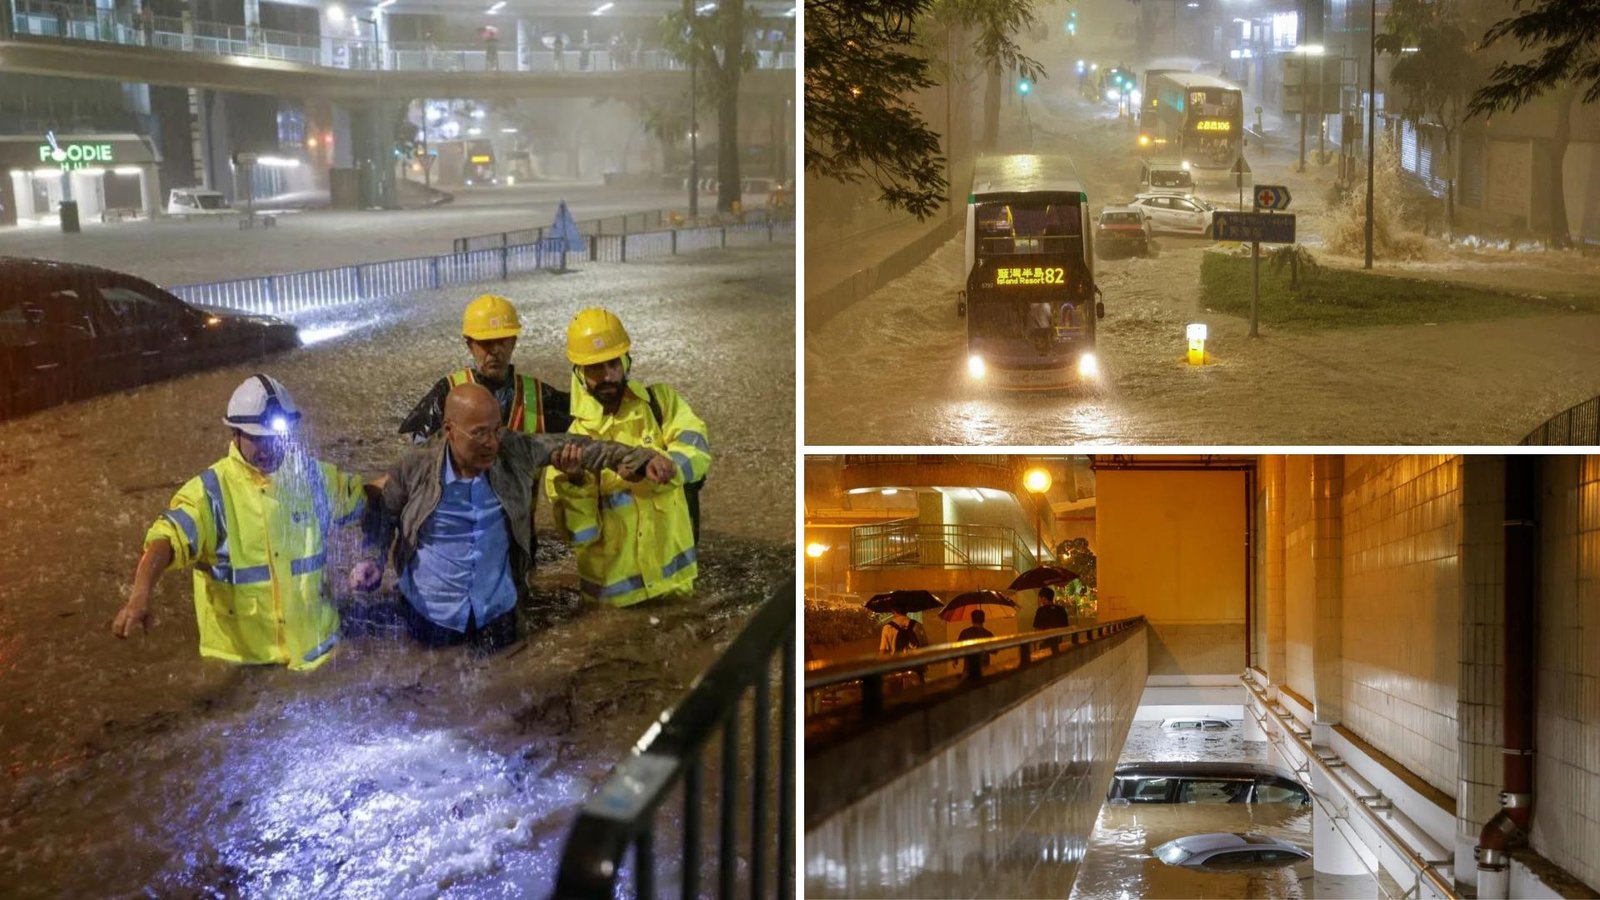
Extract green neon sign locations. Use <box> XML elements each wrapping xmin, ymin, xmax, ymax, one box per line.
<box><xmin>36</xmin><ymin>140</ymin><xmax>116</xmax><ymax>170</ymax></box>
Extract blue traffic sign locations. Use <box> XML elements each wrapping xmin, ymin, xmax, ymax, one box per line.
<box><xmin>1254</xmin><ymin>184</ymin><xmax>1292</xmax><ymax>210</ymax></box>
<box><xmin>1213</xmin><ymin>211</ymin><xmax>1297</xmax><ymax>243</ymax></box>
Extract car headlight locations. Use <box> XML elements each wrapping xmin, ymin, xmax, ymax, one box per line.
<box><xmin>1078</xmin><ymin>352</ymin><xmax>1101</xmax><ymax>380</ymax></box>
<box><xmin>968</xmin><ymin>354</ymin><xmax>987</xmax><ymax>380</ymax></box>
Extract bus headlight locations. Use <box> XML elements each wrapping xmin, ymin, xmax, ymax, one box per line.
<box><xmin>968</xmin><ymin>355</ymin><xmax>987</xmax><ymax>380</ymax></box>
<box><xmin>1105</xmin><ymin>89</ymin><xmax>1121</xmax><ymax>102</ymax></box>
<box><xmin>1077</xmin><ymin>352</ymin><xmax>1101</xmax><ymax>380</ymax></box>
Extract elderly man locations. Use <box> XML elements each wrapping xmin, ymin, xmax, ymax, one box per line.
<box><xmin>111</xmin><ymin>375</ymin><xmax>374</xmax><ymax>670</ymax></box>
<box><xmin>545</xmin><ymin>308</ymin><xmax>710</xmax><ymax>608</ymax></box>
<box><xmin>367</xmin><ymin>383</ymin><xmax>672</xmax><ymax>650</ymax></box>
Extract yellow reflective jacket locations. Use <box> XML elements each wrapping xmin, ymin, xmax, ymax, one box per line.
<box><xmin>545</xmin><ymin>377</ymin><xmax>709</xmax><ymax>607</ymax></box>
<box><xmin>144</xmin><ymin>444</ymin><xmax>367</xmax><ymax>670</ymax></box>
<box><xmin>447</xmin><ymin>367</ymin><xmax>547</xmax><ymax>433</ymax></box>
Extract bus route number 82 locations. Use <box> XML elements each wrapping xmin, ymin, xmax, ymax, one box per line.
<box><xmin>996</xmin><ymin>266</ymin><xmax>1067</xmax><ymax>286</ymax></box>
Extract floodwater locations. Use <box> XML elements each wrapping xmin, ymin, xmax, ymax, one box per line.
<box><xmin>1068</xmin><ymin>722</ymin><xmax>1398</xmax><ymax>899</ymax></box>
<box><xmin>0</xmin><ymin>244</ymin><xmax>793</xmax><ymax>896</ymax></box>
<box><xmin>804</xmin><ymin>43</ymin><xmax>1600</xmax><ymax>446</ymax></box>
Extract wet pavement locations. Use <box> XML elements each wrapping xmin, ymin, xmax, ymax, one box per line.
<box><xmin>0</xmin><ymin>244</ymin><xmax>793</xmax><ymax>896</ymax></box>
<box><xmin>804</xmin><ymin>45</ymin><xmax>1600</xmax><ymax>446</ymax></box>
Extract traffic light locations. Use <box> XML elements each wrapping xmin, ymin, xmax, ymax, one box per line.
<box><xmin>1066</xmin><ymin>9</ymin><xmax>1077</xmax><ymax>35</ymax></box>
<box><xmin>1018</xmin><ymin>79</ymin><xmax>1032</xmax><ymax>95</ymax></box>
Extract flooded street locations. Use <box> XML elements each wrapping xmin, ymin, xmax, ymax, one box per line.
<box><xmin>804</xmin><ymin>49</ymin><xmax>1600</xmax><ymax>447</ymax></box>
<box><xmin>0</xmin><ymin>245</ymin><xmax>793</xmax><ymax>896</ymax></box>
<box><xmin>1068</xmin><ymin>722</ymin><xmax>1397</xmax><ymax>899</ymax></box>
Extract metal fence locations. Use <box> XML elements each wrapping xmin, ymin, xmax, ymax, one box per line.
<box><xmin>167</xmin><ymin>218</ymin><xmax>793</xmax><ymax>318</ymax></box>
<box><xmin>851</xmin><ymin>522</ymin><xmax>1038</xmax><ymax>573</ymax></box>
<box><xmin>553</xmin><ymin>579</ymin><xmax>795</xmax><ymax>899</ymax></box>
<box><xmin>1522</xmin><ymin>395</ymin><xmax>1600</xmax><ymax>446</ymax></box>
<box><xmin>453</xmin><ymin>206</ymin><xmax>790</xmax><ymax>254</ymax></box>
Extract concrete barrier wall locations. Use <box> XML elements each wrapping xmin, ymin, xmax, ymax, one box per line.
<box><xmin>804</xmin><ymin>212</ymin><xmax>965</xmax><ymax>332</ymax></box>
<box><xmin>805</xmin><ymin>627</ymin><xmax>1146</xmax><ymax>898</ymax></box>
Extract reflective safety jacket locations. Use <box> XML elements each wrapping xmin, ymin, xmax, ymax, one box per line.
<box><xmin>396</xmin><ymin>366</ymin><xmax>573</xmax><ymax>442</ymax></box>
<box><xmin>145</xmin><ymin>444</ymin><xmax>367</xmax><ymax>670</ymax></box>
<box><xmin>446</xmin><ymin>367</ymin><xmax>549</xmax><ymax>433</ymax></box>
<box><xmin>545</xmin><ymin>378</ymin><xmax>709</xmax><ymax>607</ymax></box>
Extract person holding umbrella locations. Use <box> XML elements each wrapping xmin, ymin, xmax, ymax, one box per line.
<box><xmin>866</xmin><ymin>589</ymin><xmax>940</xmax><ymax>655</ymax></box>
<box><xmin>957</xmin><ymin>609</ymin><xmax>993</xmax><ymax>641</ymax></box>
<box><xmin>1032</xmin><ymin>586</ymin><xmax>1072</xmax><ymax>630</ymax></box>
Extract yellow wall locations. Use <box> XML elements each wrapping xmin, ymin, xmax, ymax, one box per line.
<box><xmin>1097</xmin><ymin>469</ymin><xmax>1247</xmax><ymax>623</ymax></box>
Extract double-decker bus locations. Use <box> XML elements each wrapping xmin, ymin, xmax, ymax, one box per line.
<box><xmin>957</xmin><ymin>154</ymin><xmax>1104</xmax><ymax>390</ymax></box>
<box><xmin>1140</xmin><ymin>71</ymin><xmax>1244</xmax><ymax>170</ymax></box>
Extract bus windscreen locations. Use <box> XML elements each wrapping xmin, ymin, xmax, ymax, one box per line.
<box><xmin>974</xmin><ymin>199</ymin><xmax>1082</xmax><ymax>257</ymax></box>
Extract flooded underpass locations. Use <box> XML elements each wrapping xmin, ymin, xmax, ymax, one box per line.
<box><xmin>0</xmin><ymin>245</ymin><xmax>794</xmax><ymax>896</ymax></box>
<box><xmin>1068</xmin><ymin>722</ymin><xmax>1399</xmax><ymax>899</ymax></box>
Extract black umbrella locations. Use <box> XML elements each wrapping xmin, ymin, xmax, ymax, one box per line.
<box><xmin>865</xmin><ymin>590</ymin><xmax>944</xmax><ymax>615</ymax></box>
<box><xmin>937</xmin><ymin>590</ymin><xmax>1019</xmax><ymax>622</ymax></box>
<box><xmin>1009</xmin><ymin>565</ymin><xmax>1085</xmax><ymax>592</ymax></box>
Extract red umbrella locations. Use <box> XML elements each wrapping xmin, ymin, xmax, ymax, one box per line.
<box><xmin>937</xmin><ymin>590</ymin><xmax>1019</xmax><ymax>622</ymax></box>
<box><xmin>1009</xmin><ymin>565</ymin><xmax>1084</xmax><ymax>592</ymax></box>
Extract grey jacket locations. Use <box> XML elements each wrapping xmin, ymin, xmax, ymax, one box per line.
<box><xmin>378</xmin><ymin>431</ymin><xmax>657</xmax><ymax>589</ymax></box>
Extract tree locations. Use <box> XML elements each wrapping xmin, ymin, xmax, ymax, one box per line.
<box><xmin>806</xmin><ymin>0</ymin><xmax>949</xmax><ymax>219</ymax></box>
<box><xmin>664</xmin><ymin>0</ymin><xmax>755</xmax><ymax>214</ymax></box>
<box><xmin>1375</xmin><ymin>0</ymin><xmax>1482</xmax><ymax>234</ymax></box>
<box><xmin>638</xmin><ymin>96</ymin><xmax>692</xmax><ymax>174</ymax></box>
<box><xmin>1467</xmin><ymin>0</ymin><xmax>1600</xmax><ymax>248</ymax></box>
<box><xmin>930</xmin><ymin>0</ymin><xmax>1045</xmax><ymax>150</ymax></box>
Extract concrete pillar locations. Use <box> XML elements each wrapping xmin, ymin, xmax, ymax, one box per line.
<box><xmin>70</xmin><ymin>171</ymin><xmax>102</xmax><ymax>219</ymax></box>
<box><xmin>243</xmin><ymin>0</ymin><xmax>259</xmax><ymax>49</ymax></box>
<box><xmin>515</xmin><ymin>19</ymin><xmax>528</xmax><ymax>71</ymax></box>
<box><xmin>188</xmin><ymin>88</ymin><xmax>207</xmax><ymax>187</ymax></box>
<box><xmin>1312</xmin><ymin>762</ymin><xmax>1369</xmax><ymax>874</ymax></box>
<box><xmin>1455</xmin><ymin>455</ymin><xmax>1506</xmax><ymax>879</ymax></box>
<box><xmin>916</xmin><ymin>490</ymin><xmax>945</xmax><ymax>567</ymax></box>
<box><xmin>12</xmin><ymin>173</ymin><xmax>36</xmax><ymax>219</ymax></box>
<box><xmin>138</xmin><ymin>164</ymin><xmax>160</xmax><ymax>215</ymax></box>
<box><xmin>1262</xmin><ymin>455</ymin><xmax>1288</xmax><ymax>683</ymax></box>
<box><xmin>1310</xmin><ymin>454</ymin><xmax>1344</xmax><ymax>726</ymax></box>
<box><xmin>374</xmin><ymin>10</ymin><xmax>389</xmax><ymax>69</ymax></box>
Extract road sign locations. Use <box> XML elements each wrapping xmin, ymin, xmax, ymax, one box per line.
<box><xmin>233</xmin><ymin>152</ymin><xmax>259</xmax><ymax>166</ymax></box>
<box><xmin>1214</xmin><ymin>211</ymin><xmax>1297</xmax><ymax>243</ymax></box>
<box><xmin>1254</xmin><ymin>184</ymin><xmax>1291</xmax><ymax>210</ymax></box>
<box><xmin>1230</xmin><ymin>156</ymin><xmax>1251</xmax><ymax>177</ymax></box>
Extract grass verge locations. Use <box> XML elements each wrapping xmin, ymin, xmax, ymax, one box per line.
<box><xmin>1199</xmin><ymin>251</ymin><xmax>1600</xmax><ymax>329</ymax></box>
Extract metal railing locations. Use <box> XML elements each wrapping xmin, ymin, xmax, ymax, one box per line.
<box><xmin>553</xmin><ymin>579</ymin><xmax>795</xmax><ymax>899</ymax></box>
<box><xmin>840</xmin><ymin>453</ymin><xmax>1018</xmax><ymax>469</ymax></box>
<box><xmin>5</xmin><ymin>3</ymin><xmax>796</xmax><ymax>75</ymax></box>
<box><xmin>166</xmin><ymin>216</ymin><xmax>793</xmax><ymax>318</ymax></box>
<box><xmin>453</xmin><ymin>206</ymin><xmax>790</xmax><ymax>254</ymax></box>
<box><xmin>850</xmin><ymin>522</ymin><xmax>1037</xmax><ymax>573</ymax></box>
<box><xmin>1521</xmin><ymin>394</ymin><xmax>1600</xmax><ymax>446</ymax></box>
<box><xmin>806</xmin><ymin>616</ymin><xmax>1144</xmax><ymax>726</ymax></box>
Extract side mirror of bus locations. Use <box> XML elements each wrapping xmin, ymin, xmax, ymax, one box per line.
<box><xmin>957</xmin><ymin>290</ymin><xmax>967</xmax><ymax>318</ymax></box>
<box><xmin>1097</xmin><ymin>301</ymin><xmax>1106</xmax><ymax>319</ymax></box>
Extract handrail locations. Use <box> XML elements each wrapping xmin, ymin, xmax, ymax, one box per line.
<box><xmin>452</xmin><ymin>205</ymin><xmax>791</xmax><ymax>254</ymax></box>
<box><xmin>552</xmin><ymin>578</ymin><xmax>795</xmax><ymax>899</ymax></box>
<box><xmin>1521</xmin><ymin>394</ymin><xmax>1599</xmax><ymax>445</ymax></box>
<box><xmin>849</xmin><ymin>521</ymin><xmax>1036</xmax><ymax>572</ymax></box>
<box><xmin>806</xmin><ymin>616</ymin><xmax>1142</xmax><ymax>690</ymax></box>
<box><xmin>1241</xmin><ymin>672</ymin><xmax>1460</xmax><ymax>899</ymax></box>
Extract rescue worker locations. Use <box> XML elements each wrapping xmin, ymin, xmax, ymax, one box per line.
<box><xmin>545</xmin><ymin>308</ymin><xmax>710</xmax><ymax>607</ymax></box>
<box><xmin>399</xmin><ymin>293</ymin><xmax>572</xmax><ymax>442</ymax></box>
<box><xmin>111</xmin><ymin>375</ymin><xmax>376</xmax><ymax>670</ymax></box>
<box><xmin>364</xmin><ymin>383</ymin><xmax>672</xmax><ymax>650</ymax></box>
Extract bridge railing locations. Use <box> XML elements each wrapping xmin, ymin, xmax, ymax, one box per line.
<box><xmin>552</xmin><ymin>578</ymin><xmax>795</xmax><ymax>900</ymax></box>
<box><xmin>1522</xmin><ymin>394</ymin><xmax>1600</xmax><ymax>446</ymax></box>
<box><xmin>167</xmin><ymin>216</ymin><xmax>793</xmax><ymax>318</ymax></box>
<box><xmin>805</xmin><ymin>616</ymin><xmax>1145</xmax><ymax>734</ymax></box>
<box><xmin>850</xmin><ymin>521</ymin><xmax>1037</xmax><ymax>573</ymax></box>
<box><xmin>452</xmin><ymin>205</ymin><xmax>790</xmax><ymax>254</ymax></box>
<box><xmin>5</xmin><ymin>3</ymin><xmax>795</xmax><ymax>75</ymax></box>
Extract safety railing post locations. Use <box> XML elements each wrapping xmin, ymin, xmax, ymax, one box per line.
<box><xmin>589</xmin><ymin>236</ymin><xmax>598</xmax><ymax>263</ymax></box>
<box><xmin>633</xmin><ymin>830</ymin><xmax>654</xmax><ymax>900</ymax></box>
<box><xmin>264</xmin><ymin>274</ymin><xmax>278</xmax><ymax>315</ymax></box>
<box><xmin>353</xmin><ymin>264</ymin><xmax>365</xmax><ymax>301</ymax></box>
<box><xmin>778</xmin><ymin>629</ymin><xmax>795</xmax><ymax>900</ymax></box>
<box><xmin>620</xmin><ymin>234</ymin><xmax>627</xmax><ymax>263</ymax></box>
<box><xmin>430</xmin><ymin>256</ymin><xmax>441</xmax><ymax>289</ymax></box>
<box><xmin>720</xmin><ymin>225</ymin><xmax>727</xmax><ymax>249</ymax></box>
<box><xmin>499</xmin><ymin>245</ymin><xmax>508</xmax><ymax>281</ymax></box>
<box><xmin>751</xmin><ymin>662</ymin><xmax>770</xmax><ymax>900</ymax></box>
<box><xmin>861</xmin><ymin>673</ymin><xmax>884</xmax><ymax>718</ymax></box>
<box><xmin>682</xmin><ymin>751</ymin><xmax>702</xmax><ymax>899</ymax></box>
<box><xmin>671</xmin><ymin>229</ymin><xmax>678</xmax><ymax>255</ymax></box>
<box><xmin>718</xmin><ymin>714</ymin><xmax>738</xmax><ymax>900</ymax></box>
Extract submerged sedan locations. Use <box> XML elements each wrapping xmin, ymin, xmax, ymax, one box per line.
<box><xmin>0</xmin><ymin>257</ymin><xmax>299</xmax><ymax>419</ymax></box>
<box><xmin>1153</xmin><ymin>832</ymin><xmax>1311</xmax><ymax>870</ymax></box>
<box><xmin>1107</xmin><ymin>761</ymin><xmax>1311</xmax><ymax>805</ymax></box>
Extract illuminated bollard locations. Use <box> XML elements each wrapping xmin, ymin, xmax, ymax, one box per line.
<box><xmin>1186</xmin><ymin>322</ymin><xmax>1208</xmax><ymax>366</ymax></box>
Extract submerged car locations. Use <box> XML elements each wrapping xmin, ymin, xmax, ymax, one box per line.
<box><xmin>1095</xmin><ymin>206</ymin><xmax>1153</xmax><ymax>258</ymax></box>
<box><xmin>0</xmin><ymin>257</ymin><xmax>299</xmax><ymax>419</ymax></box>
<box><xmin>1161</xmin><ymin>716</ymin><xmax>1234</xmax><ymax>731</ymax></box>
<box><xmin>1153</xmin><ymin>832</ymin><xmax>1311</xmax><ymax>870</ymax></box>
<box><xmin>167</xmin><ymin>187</ymin><xmax>235</xmax><ymax>217</ymax></box>
<box><xmin>1138</xmin><ymin>159</ymin><xmax>1196</xmax><ymax>196</ymax></box>
<box><xmin>1107</xmin><ymin>761</ymin><xmax>1311</xmax><ymax>805</ymax></box>
<box><xmin>1130</xmin><ymin>192</ymin><xmax>1216</xmax><ymax>236</ymax></box>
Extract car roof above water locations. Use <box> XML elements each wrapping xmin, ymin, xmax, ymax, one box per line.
<box><xmin>1114</xmin><ymin>761</ymin><xmax>1293</xmax><ymax>780</ymax></box>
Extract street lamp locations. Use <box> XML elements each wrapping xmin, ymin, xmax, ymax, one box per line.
<box><xmin>1365</xmin><ymin>0</ymin><xmax>1377</xmax><ymax>269</ymax></box>
<box><xmin>1023</xmin><ymin>467</ymin><xmax>1053</xmax><ymax>563</ymax></box>
<box><xmin>682</xmin><ymin>0</ymin><xmax>699</xmax><ymax>218</ymax></box>
<box><xmin>805</xmin><ymin>542</ymin><xmax>829</xmax><ymax>599</ymax></box>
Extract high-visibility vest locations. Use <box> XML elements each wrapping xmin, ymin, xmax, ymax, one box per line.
<box><xmin>448</xmin><ymin>368</ymin><xmax>546</xmax><ymax>433</ymax></box>
<box><xmin>145</xmin><ymin>444</ymin><xmax>367</xmax><ymax>670</ymax></box>
<box><xmin>545</xmin><ymin>377</ymin><xmax>709</xmax><ymax>607</ymax></box>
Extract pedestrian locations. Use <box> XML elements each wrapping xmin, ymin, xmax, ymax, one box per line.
<box><xmin>138</xmin><ymin>4</ymin><xmax>153</xmax><ymax>45</ymax></box>
<box><xmin>958</xmin><ymin>609</ymin><xmax>994</xmax><ymax>641</ymax></box>
<box><xmin>110</xmin><ymin>375</ymin><xmax>377</xmax><ymax>670</ymax></box>
<box><xmin>1033</xmin><ymin>586</ymin><xmax>1071</xmax><ymax>629</ymax></box>
<box><xmin>552</xmin><ymin>33</ymin><xmax>564</xmax><ymax>72</ymax></box>
<box><xmin>363</xmin><ymin>383</ymin><xmax>669</xmax><ymax>651</ymax></box>
<box><xmin>482</xmin><ymin>25</ymin><xmax>499</xmax><ymax>71</ymax></box>
<box><xmin>545</xmin><ymin>308</ymin><xmax>709</xmax><ymax>607</ymax></box>
<box><xmin>55</xmin><ymin>2</ymin><xmax>69</xmax><ymax>37</ymax></box>
<box><xmin>878</xmin><ymin>612</ymin><xmax>927</xmax><ymax>655</ymax></box>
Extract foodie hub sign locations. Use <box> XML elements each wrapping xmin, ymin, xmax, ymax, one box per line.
<box><xmin>36</xmin><ymin>133</ymin><xmax>116</xmax><ymax>171</ymax></box>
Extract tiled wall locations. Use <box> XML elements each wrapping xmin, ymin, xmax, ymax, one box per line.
<box><xmin>1455</xmin><ymin>456</ymin><xmax>1505</xmax><ymax>875</ymax></box>
<box><xmin>804</xmin><ymin>633</ymin><xmax>1146</xmax><ymax>898</ymax></box>
<box><xmin>1340</xmin><ymin>455</ymin><xmax>1462</xmax><ymax>796</ymax></box>
<box><xmin>1531</xmin><ymin>455</ymin><xmax>1600</xmax><ymax>890</ymax></box>
<box><xmin>1284</xmin><ymin>455</ymin><xmax>1316</xmax><ymax>698</ymax></box>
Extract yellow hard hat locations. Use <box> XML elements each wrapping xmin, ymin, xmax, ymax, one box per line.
<box><xmin>565</xmin><ymin>307</ymin><xmax>631</xmax><ymax>365</ymax></box>
<box><xmin>462</xmin><ymin>293</ymin><xmax>522</xmax><ymax>341</ymax></box>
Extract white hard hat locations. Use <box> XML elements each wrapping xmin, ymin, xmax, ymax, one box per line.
<box><xmin>224</xmin><ymin>374</ymin><xmax>302</xmax><ymax>437</ymax></box>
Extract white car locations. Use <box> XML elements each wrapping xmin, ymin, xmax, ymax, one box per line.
<box><xmin>1130</xmin><ymin>192</ymin><xmax>1215</xmax><ymax>236</ymax></box>
<box><xmin>1153</xmin><ymin>832</ymin><xmax>1311</xmax><ymax>870</ymax></box>
<box><xmin>1160</xmin><ymin>716</ymin><xmax>1233</xmax><ymax>731</ymax></box>
<box><xmin>166</xmin><ymin>188</ymin><xmax>235</xmax><ymax>218</ymax></box>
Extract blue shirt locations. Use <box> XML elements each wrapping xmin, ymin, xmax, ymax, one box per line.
<box><xmin>400</xmin><ymin>449</ymin><xmax>517</xmax><ymax>632</ymax></box>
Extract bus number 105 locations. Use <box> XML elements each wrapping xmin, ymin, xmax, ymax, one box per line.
<box><xmin>1195</xmin><ymin>120</ymin><xmax>1232</xmax><ymax>132</ymax></box>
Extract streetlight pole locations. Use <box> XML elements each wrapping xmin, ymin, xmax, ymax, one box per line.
<box><xmin>684</xmin><ymin>0</ymin><xmax>699</xmax><ymax>219</ymax></box>
<box><xmin>1022</xmin><ymin>467</ymin><xmax>1053</xmax><ymax>566</ymax></box>
<box><xmin>1364</xmin><ymin>0</ymin><xmax>1376</xmax><ymax>269</ymax></box>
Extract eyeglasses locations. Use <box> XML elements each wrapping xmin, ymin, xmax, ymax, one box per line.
<box><xmin>461</xmin><ymin>424</ymin><xmax>506</xmax><ymax>446</ymax></box>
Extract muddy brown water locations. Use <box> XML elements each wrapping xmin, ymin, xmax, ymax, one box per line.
<box><xmin>0</xmin><ymin>245</ymin><xmax>793</xmax><ymax>896</ymax></box>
